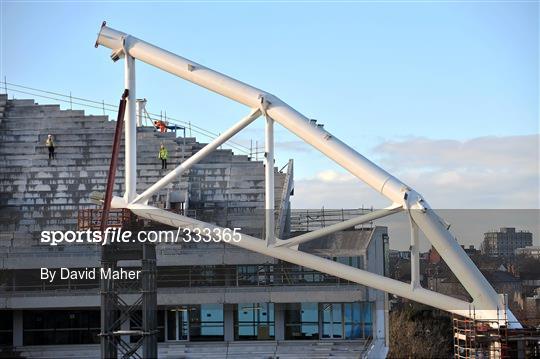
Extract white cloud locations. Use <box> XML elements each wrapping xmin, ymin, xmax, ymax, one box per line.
<box><xmin>292</xmin><ymin>134</ymin><xmax>539</xmax><ymax>209</ymax></box>
<box><xmin>315</xmin><ymin>170</ymin><xmax>354</xmax><ymax>182</ymax></box>
<box><xmin>292</xmin><ymin>170</ymin><xmax>386</xmax><ymax>209</ymax></box>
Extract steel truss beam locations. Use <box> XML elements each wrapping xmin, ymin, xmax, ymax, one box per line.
<box><xmin>95</xmin><ymin>22</ymin><xmax>520</xmax><ymax>328</ymax></box>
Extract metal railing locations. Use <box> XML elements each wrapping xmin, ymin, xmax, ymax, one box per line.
<box><xmin>0</xmin><ymin>263</ymin><xmax>364</xmax><ymax>294</ymax></box>
<box><xmin>0</xmin><ymin>80</ymin><xmax>264</xmax><ymax>157</ymax></box>
<box><xmin>290</xmin><ymin>207</ymin><xmax>375</xmax><ymax>232</ymax></box>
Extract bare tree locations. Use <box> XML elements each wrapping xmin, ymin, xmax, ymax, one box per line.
<box><xmin>388</xmin><ymin>304</ymin><xmax>453</xmax><ymax>358</ymax></box>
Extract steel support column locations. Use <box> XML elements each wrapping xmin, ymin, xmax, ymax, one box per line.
<box><xmin>100</xmin><ymin>256</ymin><xmax>118</xmax><ymax>359</ymax></box>
<box><xmin>265</xmin><ymin>115</ymin><xmax>275</xmax><ymax>245</ymax></box>
<box><xmin>124</xmin><ymin>53</ymin><xmax>137</xmax><ymax>203</ymax></box>
<box><xmin>142</xmin><ymin>244</ymin><xmax>157</xmax><ymax>358</ymax></box>
<box><xmin>410</xmin><ymin>217</ymin><xmax>420</xmax><ymax>289</ymax></box>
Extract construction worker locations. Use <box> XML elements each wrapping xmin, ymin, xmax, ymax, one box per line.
<box><xmin>45</xmin><ymin>134</ymin><xmax>55</xmax><ymax>161</ymax></box>
<box><xmin>154</xmin><ymin>120</ymin><xmax>167</xmax><ymax>133</ymax></box>
<box><xmin>158</xmin><ymin>143</ymin><xmax>168</xmax><ymax>170</ymax></box>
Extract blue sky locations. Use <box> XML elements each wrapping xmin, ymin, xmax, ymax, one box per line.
<box><xmin>1</xmin><ymin>1</ymin><xmax>538</xmax><ymax>210</ymax></box>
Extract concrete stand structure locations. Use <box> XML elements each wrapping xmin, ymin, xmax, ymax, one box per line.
<box><xmin>0</xmin><ymin>94</ymin><xmax>389</xmax><ymax>358</ymax></box>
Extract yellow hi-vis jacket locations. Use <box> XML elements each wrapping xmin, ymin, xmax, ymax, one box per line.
<box><xmin>158</xmin><ymin>147</ymin><xmax>168</xmax><ymax>160</ymax></box>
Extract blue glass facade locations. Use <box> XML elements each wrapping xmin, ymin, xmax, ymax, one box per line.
<box><xmin>234</xmin><ymin>303</ymin><xmax>275</xmax><ymax>340</ymax></box>
<box><xmin>161</xmin><ymin>301</ymin><xmax>374</xmax><ymax>342</ymax></box>
<box><xmin>285</xmin><ymin>302</ymin><xmax>373</xmax><ymax>340</ymax></box>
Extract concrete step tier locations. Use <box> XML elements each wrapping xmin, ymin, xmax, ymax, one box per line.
<box><xmin>13</xmin><ymin>341</ymin><xmax>369</xmax><ymax>359</ymax></box>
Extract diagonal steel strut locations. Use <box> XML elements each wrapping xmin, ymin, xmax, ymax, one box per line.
<box><xmin>100</xmin><ymin>89</ymin><xmax>129</xmax><ymax>233</ymax></box>
<box><xmin>131</xmin><ymin>108</ymin><xmax>261</xmax><ymax>204</ymax></box>
<box><xmin>275</xmin><ymin>205</ymin><xmax>403</xmax><ymax>247</ymax></box>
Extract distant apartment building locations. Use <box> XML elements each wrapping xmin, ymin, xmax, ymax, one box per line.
<box><xmin>480</xmin><ymin>227</ymin><xmax>533</xmax><ymax>257</ymax></box>
<box><xmin>461</xmin><ymin>244</ymin><xmax>480</xmax><ymax>257</ymax></box>
<box><xmin>515</xmin><ymin>246</ymin><xmax>540</xmax><ymax>259</ymax></box>
<box><xmin>388</xmin><ymin>250</ymin><xmax>410</xmax><ymax>260</ymax></box>
<box><xmin>426</xmin><ymin>269</ymin><xmax>522</xmax><ymax>305</ymax></box>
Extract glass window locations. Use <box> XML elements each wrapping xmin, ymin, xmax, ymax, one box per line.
<box><xmin>23</xmin><ymin>310</ymin><xmax>99</xmax><ymax>345</ymax></box>
<box><xmin>321</xmin><ymin>302</ymin><xmax>373</xmax><ymax>340</ymax></box>
<box><xmin>191</xmin><ymin>266</ymin><xmax>221</xmax><ymax>287</ymax></box>
<box><xmin>189</xmin><ymin>304</ymin><xmax>224</xmax><ymax>341</ymax></box>
<box><xmin>237</xmin><ymin>265</ymin><xmax>272</xmax><ymax>286</ymax></box>
<box><xmin>0</xmin><ymin>311</ymin><xmax>12</xmax><ymax>345</ymax></box>
<box><xmin>321</xmin><ymin>303</ymin><xmax>343</xmax><ymax>339</ymax></box>
<box><xmin>237</xmin><ymin>265</ymin><xmax>258</xmax><ymax>285</ymax></box>
<box><xmin>165</xmin><ymin>307</ymin><xmax>189</xmax><ymax>341</ymax></box>
<box><xmin>234</xmin><ymin>303</ymin><xmax>274</xmax><ymax>340</ymax></box>
<box><xmin>285</xmin><ymin>303</ymin><xmax>319</xmax><ymax>340</ymax></box>
<box><xmin>344</xmin><ymin>303</ymin><xmax>362</xmax><ymax>339</ymax></box>
<box><xmin>362</xmin><ymin>302</ymin><xmax>373</xmax><ymax>338</ymax></box>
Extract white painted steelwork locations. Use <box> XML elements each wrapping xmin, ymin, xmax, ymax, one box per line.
<box><xmin>95</xmin><ymin>22</ymin><xmax>519</xmax><ymax>328</ymax></box>
<box><xmin>124</xmin><ymin>203</ymin><xmax>498</xmax><ymax>323</ymax></box>
<box><xmin>123</xmin><ymin>51</ymin><xmax>137</xmax><ymax>203</ymax></box>
<box><xmin>265</xmin><ymin>114</ymin><xmax>275</xmax><ymax>246</ymax></box>
<box><xmin>275</xmin><ymin>205</ymin><xmax>402</xmax><ymax>248</ymax></box>
<box><xmin>409</xmin><ymin>216</ymin><xmax>420</xmax><ymax>289</ymax></box>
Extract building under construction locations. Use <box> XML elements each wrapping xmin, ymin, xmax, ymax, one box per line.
<box><xmin>0</xmin><ymin>93</ymin><xmax>389</xmax><ymax>358</ymax></box>
<box><xmin>452</xmin><ymin>314</ymin><xmax>540</xmax><ymax>358</ymax></box>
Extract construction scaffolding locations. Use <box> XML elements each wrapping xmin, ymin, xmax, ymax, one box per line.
<box><xmin>453</xmin><ymin>314</ymin><xmax>540</xmax><ymax>358</ymax></box>
<box><xmin>78</xmin><ymin>209</ymin><xmax>131</xmax><ymax>231</ymax></box>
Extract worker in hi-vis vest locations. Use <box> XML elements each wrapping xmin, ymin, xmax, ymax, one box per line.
<box><xmin>158</xmin><ymin>143</ymin><xmax>168</xmax><ymax>170</ymax></box>
<box><xmin>45</xmin><ymin>134</ymin><xmax>55</xmax><ymax>161</ymax></box>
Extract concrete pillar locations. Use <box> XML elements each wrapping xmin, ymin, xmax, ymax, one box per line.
<box><xmin>384</xmin><ymin>295</ymin><xmax>389</xmax><ymax>348</ymax></box>
<box><xmin>375</xmin><ymin>298</ymin><xmax>386</xmax><ymax>342</ymax></box>
<box><xmin>135</xmin><ymin>98</ymin><xmax>146</xmax><ymax>128</ymax></box>
<box><xmin>224</xmin><ymin>304</ymin><xmax>234</xmax><ymax>342</ymax></box>
<box><xmin>274</xmin><ymin>303</ymin><xmax>285</xmax><ymax>341</ymax></box>
<box><xmin>13</xmin><ymin>310</ymin><xmax>23</xmax><ymax>347</ymax></box>
<box><xmin>123</xmin><ymin>54</ymin><xmax>137</xmax><ymax>203</ymax></box>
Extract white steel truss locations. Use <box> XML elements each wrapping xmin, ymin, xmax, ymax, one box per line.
<box><xmin>95</xmin><ymin>22</ymin><xmax>519</xmax><ymax>328</ymax></box>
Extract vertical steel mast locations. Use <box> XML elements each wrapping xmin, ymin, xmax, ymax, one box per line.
<box><xmin>123</xmin><ymin>38</ymin><xmax>137</xmax><ymax>203</ymax></box>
